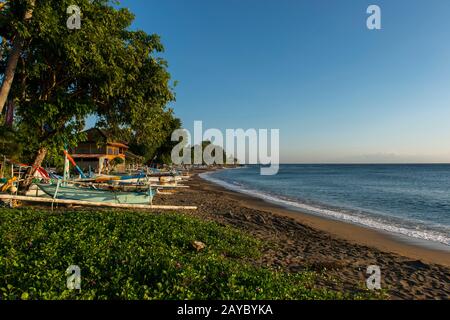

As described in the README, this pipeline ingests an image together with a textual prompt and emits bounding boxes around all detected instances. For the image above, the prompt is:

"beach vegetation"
[0,208,378,300]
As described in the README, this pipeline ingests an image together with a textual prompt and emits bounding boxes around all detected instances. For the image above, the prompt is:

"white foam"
[200,172,450,246]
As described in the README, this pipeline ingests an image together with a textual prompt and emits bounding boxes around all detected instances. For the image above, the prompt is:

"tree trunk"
[0,38,23,113]
[0,37,5,61]
[0,0,35,114]
[4,100,14,126]
[20,146,47,192]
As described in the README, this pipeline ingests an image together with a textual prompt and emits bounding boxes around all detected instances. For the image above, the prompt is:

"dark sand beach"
[155,170,450,300]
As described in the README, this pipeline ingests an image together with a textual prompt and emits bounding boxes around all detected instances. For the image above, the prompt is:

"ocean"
[200,164,450,247]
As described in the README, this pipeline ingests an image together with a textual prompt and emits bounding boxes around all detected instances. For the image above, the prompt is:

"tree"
[152,116,182,164]
[96,30,177,164]
[0,0,176,190]
[0,122,22,160]
[0,0,35,114]
[109,156,124,172]
[127,114,182,164]
[190,140,228,165]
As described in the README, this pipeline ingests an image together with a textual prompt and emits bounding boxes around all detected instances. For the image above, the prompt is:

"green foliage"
[0,208,376,300]
[0,0,177,164]
[111,157,124,165]
[191,140,229,165]
[109,156,124,170]
[0,124,22,160]
[129,116,182,164]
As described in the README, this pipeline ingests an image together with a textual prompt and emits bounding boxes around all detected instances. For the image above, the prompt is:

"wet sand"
[155,171,450,300]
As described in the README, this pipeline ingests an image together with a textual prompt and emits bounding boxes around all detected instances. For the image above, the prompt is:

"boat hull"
[37,183,155,205]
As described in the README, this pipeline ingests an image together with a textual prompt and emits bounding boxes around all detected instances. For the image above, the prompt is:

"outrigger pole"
[0,194,197,210]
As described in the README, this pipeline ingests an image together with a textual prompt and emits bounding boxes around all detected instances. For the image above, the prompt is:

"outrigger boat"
[76,172,157,184]
[37,181,156,205]
[0,152,197,210]
[76,173,186,187]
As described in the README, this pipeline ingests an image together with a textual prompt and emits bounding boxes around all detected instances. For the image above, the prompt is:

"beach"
[155,170,450,300]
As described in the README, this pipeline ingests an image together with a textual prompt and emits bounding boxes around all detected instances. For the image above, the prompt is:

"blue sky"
[109,0,450,163]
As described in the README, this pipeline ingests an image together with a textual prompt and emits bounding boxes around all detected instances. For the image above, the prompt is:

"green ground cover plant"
[0,208,377,300]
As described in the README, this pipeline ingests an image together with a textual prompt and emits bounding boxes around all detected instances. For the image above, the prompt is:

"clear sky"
[112,0,450,163]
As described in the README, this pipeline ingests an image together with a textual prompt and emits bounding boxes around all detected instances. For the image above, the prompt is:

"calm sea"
[200,164,450,247]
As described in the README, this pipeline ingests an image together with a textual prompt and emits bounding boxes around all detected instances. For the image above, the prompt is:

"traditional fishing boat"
[82,172,182,185]
[37,182,156,205]
[75,172,149,184]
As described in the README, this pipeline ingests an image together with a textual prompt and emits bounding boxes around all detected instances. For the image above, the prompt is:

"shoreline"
[198,170,450,266]
[154,169,450,299]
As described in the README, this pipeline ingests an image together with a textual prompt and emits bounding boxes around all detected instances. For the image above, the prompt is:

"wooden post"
[63,152,70,185]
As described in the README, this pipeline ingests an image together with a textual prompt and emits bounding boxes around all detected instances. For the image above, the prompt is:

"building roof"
[108,142,129,149]
[72,154,126,159]
[71,154,107,159]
